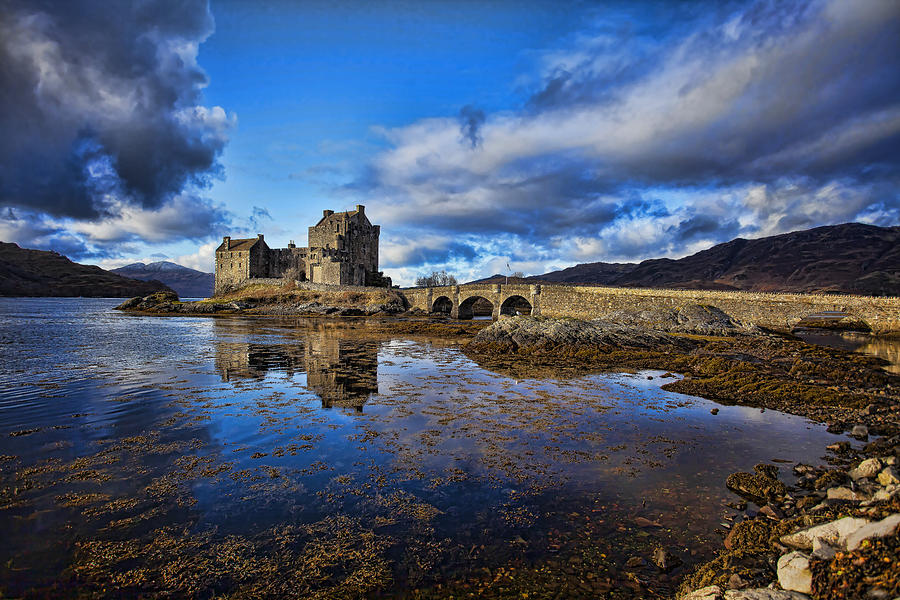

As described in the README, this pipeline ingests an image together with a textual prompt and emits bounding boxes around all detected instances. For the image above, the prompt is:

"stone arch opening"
[792,310,872,333]
[431,296,453,315]
[458,295,494,320]
[500,295,532,316]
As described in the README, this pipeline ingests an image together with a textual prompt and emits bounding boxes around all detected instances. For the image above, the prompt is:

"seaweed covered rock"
[115,290,180,311]
[466,315,693,353]
[601,304,753,336]
[725,472,787,504]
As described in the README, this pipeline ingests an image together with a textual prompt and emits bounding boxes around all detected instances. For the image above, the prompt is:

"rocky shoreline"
[463,312,900,599]
[116,288,409,316]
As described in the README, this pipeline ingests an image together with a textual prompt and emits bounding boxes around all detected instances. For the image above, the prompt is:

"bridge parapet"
[401,283,900,334]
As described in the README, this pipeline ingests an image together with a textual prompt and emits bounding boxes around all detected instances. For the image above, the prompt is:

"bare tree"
[416,270,458,287]
[510,271,525,279]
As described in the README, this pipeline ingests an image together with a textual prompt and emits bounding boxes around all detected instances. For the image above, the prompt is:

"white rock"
[779,516,870,550]
[812,537,836,560]
[681,585,723,600]
[724,589,811,599]
[873,489,893,502]
[885,456,896,466]
[851,424,869,438]
[777,551,812,595]
[827,486,860,501]
[877,466,899,486]
[849,458,882,480]
[845,513,900,550]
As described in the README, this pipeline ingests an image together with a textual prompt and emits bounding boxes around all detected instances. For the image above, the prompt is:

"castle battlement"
[214,205,390,295]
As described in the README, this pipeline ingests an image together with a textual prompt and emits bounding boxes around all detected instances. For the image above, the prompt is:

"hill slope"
[536,223,900,295]
[111,261,214,298]
[0,242,174,297]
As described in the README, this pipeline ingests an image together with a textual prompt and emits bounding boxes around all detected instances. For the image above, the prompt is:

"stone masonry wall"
[403,284,900,334]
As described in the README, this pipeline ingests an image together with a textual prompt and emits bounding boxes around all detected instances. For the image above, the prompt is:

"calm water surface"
[0,298,856,597]
[795,329,900,374]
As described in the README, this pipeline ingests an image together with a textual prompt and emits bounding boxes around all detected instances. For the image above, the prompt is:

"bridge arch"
[430,295,453,315]
[500,295,532,316]
[458,295,495,320]
[790,310,872,333]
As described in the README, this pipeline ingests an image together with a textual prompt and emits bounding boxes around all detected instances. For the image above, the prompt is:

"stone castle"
[214,205,389,295]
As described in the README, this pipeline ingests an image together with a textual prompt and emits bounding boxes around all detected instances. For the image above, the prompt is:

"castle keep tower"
[214,205,388,295]
[306,205,380,287]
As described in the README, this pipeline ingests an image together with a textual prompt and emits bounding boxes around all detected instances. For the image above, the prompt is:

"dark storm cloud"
[458,105,486,149]
[372,161,621,244]
[668,215,741,243]
[0,0,233,220]
[614,197,670,220]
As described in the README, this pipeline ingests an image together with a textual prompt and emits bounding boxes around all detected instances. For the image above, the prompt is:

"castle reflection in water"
[213,320,379,411]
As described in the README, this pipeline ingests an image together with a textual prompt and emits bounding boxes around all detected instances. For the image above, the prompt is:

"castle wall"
[214,249,250,295]
[249,244,268,277]
[268,247,307,279]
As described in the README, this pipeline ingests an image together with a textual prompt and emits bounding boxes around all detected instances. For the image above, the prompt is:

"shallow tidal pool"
[0,298,849,598]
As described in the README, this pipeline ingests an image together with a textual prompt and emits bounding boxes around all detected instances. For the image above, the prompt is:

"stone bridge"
[402,283,900,335]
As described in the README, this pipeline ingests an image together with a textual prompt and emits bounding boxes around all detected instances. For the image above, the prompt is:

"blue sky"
[1,0,898,285]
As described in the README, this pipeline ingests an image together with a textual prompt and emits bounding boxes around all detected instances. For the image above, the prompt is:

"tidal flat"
[1,298,897,598]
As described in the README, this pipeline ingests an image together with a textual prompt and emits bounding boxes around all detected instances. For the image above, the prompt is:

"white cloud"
[354,0,899,271]
[69,194,229,243]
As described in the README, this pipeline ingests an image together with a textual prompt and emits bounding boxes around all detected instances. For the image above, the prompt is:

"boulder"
[754,463,779,479]
[680,586,723,600]
[849,458,882,481]
[651,546,682,572]
[144,290,180,304]
[724,590,811,599]
[726,472,786,504]
[779,516,870,550]
[845,513,900,551]
[826,486,861,501]
[777,551,812,595]
[726,573,746,590]
[811,537,836,561]
[851,424,869,440]
[877,466,899,486]
[116,296,143,309]
[873,487,898,502]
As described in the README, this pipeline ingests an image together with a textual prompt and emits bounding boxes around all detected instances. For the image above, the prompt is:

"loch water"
[0,298,868,597]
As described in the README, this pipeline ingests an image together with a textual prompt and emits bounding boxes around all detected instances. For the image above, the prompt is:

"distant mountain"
[530,223,900,296]
[0,242,173,298]
[111,261,214,298]
[468,224,900,296]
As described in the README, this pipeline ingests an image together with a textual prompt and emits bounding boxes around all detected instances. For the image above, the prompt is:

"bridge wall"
[402,284,900,334]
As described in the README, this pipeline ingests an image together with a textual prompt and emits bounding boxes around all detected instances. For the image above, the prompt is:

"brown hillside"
[501,223,900,296]
[0,242,175,297]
